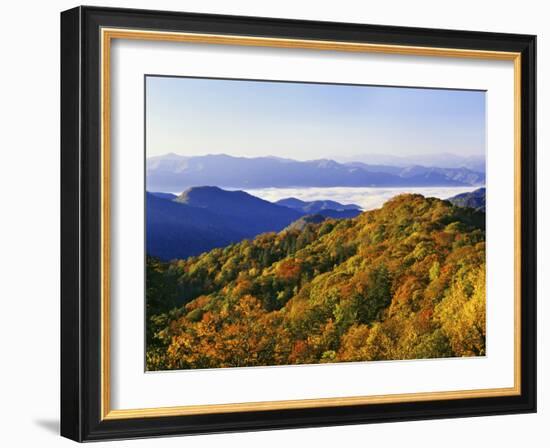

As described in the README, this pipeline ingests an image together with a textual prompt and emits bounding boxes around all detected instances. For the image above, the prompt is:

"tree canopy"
[146,194,486,370]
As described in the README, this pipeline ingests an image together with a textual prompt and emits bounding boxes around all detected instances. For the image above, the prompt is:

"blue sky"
[146,76,486,161]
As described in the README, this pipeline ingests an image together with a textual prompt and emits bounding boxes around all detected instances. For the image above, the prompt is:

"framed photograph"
[60,6,536,442]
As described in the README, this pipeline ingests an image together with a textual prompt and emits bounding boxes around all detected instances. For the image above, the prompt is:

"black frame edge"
[60,5,537,442]
[519,34,537,414]
[61,6,83,442]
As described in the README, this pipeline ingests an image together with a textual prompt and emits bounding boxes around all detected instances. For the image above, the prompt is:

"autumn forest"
[146,193,486,370]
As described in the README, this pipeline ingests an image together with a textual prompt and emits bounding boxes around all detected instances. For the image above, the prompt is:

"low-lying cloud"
[243,186,481,211]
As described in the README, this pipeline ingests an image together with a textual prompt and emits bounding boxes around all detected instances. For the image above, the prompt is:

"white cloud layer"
[242,186,481,211]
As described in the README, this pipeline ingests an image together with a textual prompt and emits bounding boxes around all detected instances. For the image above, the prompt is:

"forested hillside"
[146,194,486,370]
[448,187,486,212]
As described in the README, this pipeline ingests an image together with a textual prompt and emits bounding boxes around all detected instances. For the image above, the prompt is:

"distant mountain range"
[447,187,486,212]
[148,187,361,260]
[335,152,486,172]
[146,153,485,192]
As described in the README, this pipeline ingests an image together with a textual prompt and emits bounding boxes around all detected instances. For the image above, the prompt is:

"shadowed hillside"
[146,192,248,261]
[148,187,363,260]
[448,187,486,212]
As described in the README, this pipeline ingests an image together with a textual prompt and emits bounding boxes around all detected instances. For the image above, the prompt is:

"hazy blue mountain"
[337,153,486,172]
[147,187,363,260]
[346,163,485,186]
[146,193,247,261]
[148,187,301,260]
[174,186,302,236]
[343,162,403,175]
[447,188,486,212]
[317,209,362,219]
[150,192,177,200]
[276,197,361,213]
[146,153,484,191]
[397,165,485,185]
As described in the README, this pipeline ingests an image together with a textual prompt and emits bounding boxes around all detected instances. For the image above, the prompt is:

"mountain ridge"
[276,197,361,213]
[147,187,360,260]
[447,187,486,212]
[146,153,485,191]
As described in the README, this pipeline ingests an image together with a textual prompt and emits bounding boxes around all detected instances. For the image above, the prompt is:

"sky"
[146,76,486,162]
